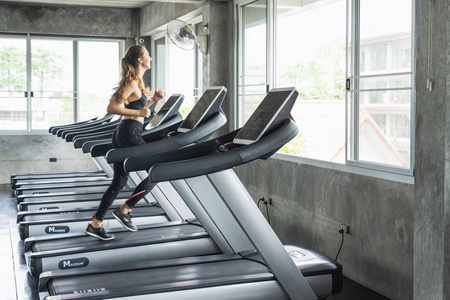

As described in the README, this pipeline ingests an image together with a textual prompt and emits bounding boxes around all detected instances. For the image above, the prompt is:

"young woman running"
[85,45,163,241]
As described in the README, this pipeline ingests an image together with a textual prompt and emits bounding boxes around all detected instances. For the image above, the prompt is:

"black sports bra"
[125,94,147,110]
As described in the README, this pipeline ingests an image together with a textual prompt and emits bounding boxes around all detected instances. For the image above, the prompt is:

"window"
[151,17,204,118]
[30,39,74,130]
[348,0,414,172]
[78,41,120,121]
[0,35,122,133]
[275,0,346,161]
[0,37,27,130]
[235,0,415,176]
[237,0,268,125]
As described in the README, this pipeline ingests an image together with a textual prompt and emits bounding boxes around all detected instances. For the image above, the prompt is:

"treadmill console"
[177,86,226,133]
[147,94,184,129]
[233,87,297,145]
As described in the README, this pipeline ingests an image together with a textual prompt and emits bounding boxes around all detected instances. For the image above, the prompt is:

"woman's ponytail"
[113,45,150,104]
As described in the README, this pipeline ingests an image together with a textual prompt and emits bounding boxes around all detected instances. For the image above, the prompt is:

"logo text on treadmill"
[45,226,70,234]
[59,257,90,270]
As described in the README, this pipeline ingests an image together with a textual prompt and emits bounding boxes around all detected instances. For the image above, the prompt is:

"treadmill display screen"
[233,89,295,145]
[148,95,180,129]
[177,87,223,132]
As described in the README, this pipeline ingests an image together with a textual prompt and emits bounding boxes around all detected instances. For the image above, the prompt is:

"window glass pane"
[167,41,195,117]
[194,23,204,102]
[79,41,120,121]
[0,38,27,130]
[154,37,166,92]
[276,0,346,162]
[357,0,412,168]
[239,0,267,125]
[359,90,411,167]
[31,39,74,129]
[359,0,412,76]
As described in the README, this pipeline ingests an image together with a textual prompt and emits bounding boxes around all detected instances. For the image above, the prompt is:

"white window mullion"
[73,40,79,123]
[26,34,32,132]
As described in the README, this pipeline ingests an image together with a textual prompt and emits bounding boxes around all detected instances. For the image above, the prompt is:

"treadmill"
[14,96,180,204]
[15,94,184,212]
[17,87,228,240]
[17,96,181,212]
[10,113,117,190]
[38,87,343,300]
[13,116,124,198]
[12,99,163,194]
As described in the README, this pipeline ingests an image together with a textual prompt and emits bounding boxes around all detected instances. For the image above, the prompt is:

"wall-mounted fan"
[167,19,208,55]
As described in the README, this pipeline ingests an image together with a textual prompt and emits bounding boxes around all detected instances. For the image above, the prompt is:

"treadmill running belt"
[48,259,272,296]
[22,206,164,222]
[32,224,206,252]
[19,191,133,203]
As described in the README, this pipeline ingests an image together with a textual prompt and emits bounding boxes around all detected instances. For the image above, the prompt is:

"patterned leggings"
[93,119,156,222]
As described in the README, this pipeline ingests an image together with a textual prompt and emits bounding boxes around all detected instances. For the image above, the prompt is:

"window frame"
[234,0,416,183]
[346,0,416,177]
[0,34,124,134]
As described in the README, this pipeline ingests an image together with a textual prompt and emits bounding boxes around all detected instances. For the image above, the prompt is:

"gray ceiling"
[0,0,206,9]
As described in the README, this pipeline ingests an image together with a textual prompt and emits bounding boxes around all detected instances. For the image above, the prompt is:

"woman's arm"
[107,82,151,118]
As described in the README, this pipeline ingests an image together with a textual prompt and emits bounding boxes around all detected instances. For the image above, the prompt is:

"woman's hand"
[136,106,151,118]
[150,86,164,103]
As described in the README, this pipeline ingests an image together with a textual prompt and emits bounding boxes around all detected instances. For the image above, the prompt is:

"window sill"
[272,153,414,185]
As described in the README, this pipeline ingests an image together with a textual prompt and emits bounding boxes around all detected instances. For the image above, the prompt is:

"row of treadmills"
[11,86,343,300]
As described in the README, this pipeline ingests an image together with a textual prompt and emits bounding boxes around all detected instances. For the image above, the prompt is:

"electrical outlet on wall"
[340,224,350,234]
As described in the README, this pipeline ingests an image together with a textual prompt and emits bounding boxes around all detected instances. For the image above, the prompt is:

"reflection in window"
[276,0,346,162]
[79,41,120,121]
[0,38,27,130]
[238,0,267,125]
[31,39,74,129]
[0,36,122,131]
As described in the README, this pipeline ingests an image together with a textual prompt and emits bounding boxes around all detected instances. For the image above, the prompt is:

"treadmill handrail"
[107,111,227,164]
[49,114,112,134]
[63,119,121,141]
[49,117,97,133]
[127,119,297,182]
[55,114,115,137]
[74,133,114,149]
[89,116,183,157]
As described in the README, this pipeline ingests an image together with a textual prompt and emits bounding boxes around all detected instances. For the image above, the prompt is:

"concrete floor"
[1,183,390,300]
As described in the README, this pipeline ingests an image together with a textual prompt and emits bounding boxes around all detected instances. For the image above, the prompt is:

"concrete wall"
[140,2,202,36]
[0,135,98,184]
[234,159,414,300]
[0,2,135,37]
[413,0,450,299]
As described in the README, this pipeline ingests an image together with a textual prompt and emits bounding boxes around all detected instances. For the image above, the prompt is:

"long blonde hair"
[113,45,151,104]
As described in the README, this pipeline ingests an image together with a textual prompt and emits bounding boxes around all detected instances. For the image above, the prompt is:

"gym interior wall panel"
[139,2,202,37]
[0,3,134,37]
[0,135,98,184]
[234,159,414,300]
